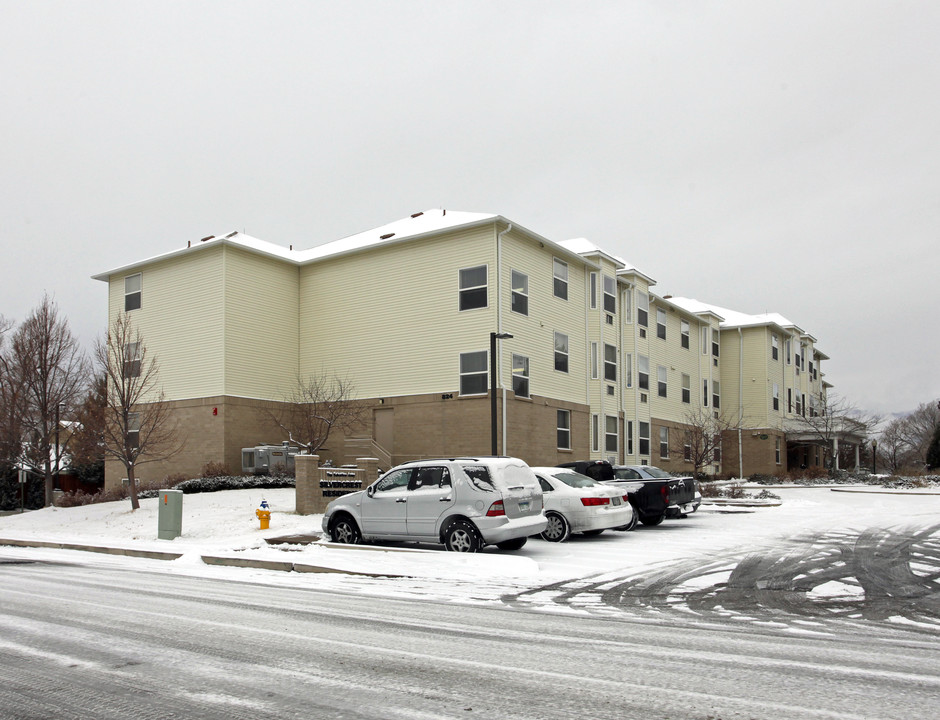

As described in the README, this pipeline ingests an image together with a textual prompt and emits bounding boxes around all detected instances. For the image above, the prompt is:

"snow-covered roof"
[667,297,798,330]
[93,209,593,281]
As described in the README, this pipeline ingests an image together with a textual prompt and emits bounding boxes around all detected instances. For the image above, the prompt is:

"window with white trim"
[557,409,571,449]
[605,415,618,453]
[638,354,649,390]
[553,258,568,300]
[785,338,792,365]
[712,434,722,463]
[775,437,781,464]
[554,332,569,373]
[773,382,780,411]
[657,365,667,398]
[656,307,667,340]
[124,342,141,378]
[681,320,690,349]
[590,342,598,379]
[127,412,140,449]
[627,420,634,455]
[712,329,720,358]
[459,351,487,395]
[703,379,709,407]
[682,373,691,403]
[772,333,779,361]
[592,414,599,452]
[459,265,487,311]
[589,273,597,309]
[701,326,709,355]
[639,421,650,456]
[512,354,529,398]
[125,274,142,312]
[623,287,632,323]
[625,353,632,388]
[511,270,528,315]
[659,426,669,459]
[603,275,616,314]
[637,292,649,327]
[604,344,617,382]
[712,380,720,409]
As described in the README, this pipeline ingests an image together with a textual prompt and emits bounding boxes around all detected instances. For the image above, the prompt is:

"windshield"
[553,471,600,489]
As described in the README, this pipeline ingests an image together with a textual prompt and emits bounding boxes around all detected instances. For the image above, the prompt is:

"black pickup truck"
[557,460,700,526]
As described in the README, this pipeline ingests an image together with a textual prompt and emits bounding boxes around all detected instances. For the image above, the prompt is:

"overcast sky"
[2,1,937,416]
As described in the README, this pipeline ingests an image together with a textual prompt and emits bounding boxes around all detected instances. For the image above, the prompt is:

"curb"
[0,538,183,561]
[829,487,940,496]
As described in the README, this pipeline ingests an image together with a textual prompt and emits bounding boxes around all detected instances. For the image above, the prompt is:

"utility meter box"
[158,489,183,540]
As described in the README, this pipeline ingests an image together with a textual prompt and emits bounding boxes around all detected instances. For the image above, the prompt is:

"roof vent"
[380,233,395,240]
[200,235,214,242]
[224,231,238,239]
[411,212,424,218]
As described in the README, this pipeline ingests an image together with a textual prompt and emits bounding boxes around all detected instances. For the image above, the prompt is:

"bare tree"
[876,399,940,472]
[683,406,741,478]
[786,393,879,473]
[10,296,88,506]
[67,372,107,485]
[96,313,182,510]
[262,373,368,456]
[0,315,26,474]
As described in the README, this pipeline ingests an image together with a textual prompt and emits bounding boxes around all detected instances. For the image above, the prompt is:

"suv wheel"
[329,515,362,544]
[444,520,481,553]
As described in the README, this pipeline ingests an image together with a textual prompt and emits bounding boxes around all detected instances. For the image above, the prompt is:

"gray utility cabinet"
[158,489,183,540]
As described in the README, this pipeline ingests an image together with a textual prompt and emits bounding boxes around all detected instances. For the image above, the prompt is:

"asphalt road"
[1,555,939,720]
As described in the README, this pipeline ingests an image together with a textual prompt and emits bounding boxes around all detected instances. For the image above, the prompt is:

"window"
[512,354,529,398]
[659,427,669,459]
[712,329,720,358]
[703,379,709,407]
[639,421,650,456]
[638,355,649,390]
[590,342,598,379]
[553,258,568,300]
[127,412,140,450]
[511,270,528,315]
[605,415,618,453]
[627,420,634,455]
[554,332,569,373]
[798,343,806,371]
[125,274,142,312]
[681,320,690,349]
[592,414,599,452]
[684,435,692,462]
[785,339,792,365]
[772,334,779,361]
[788,388,793,413]
[701,326,709,355]
[682,373,691,404]
[637,292,649,327]
[124,342,141,378]
[775,437,782,464]
[557,409,571,449]
[712,380,720,409]
[625,354,632,388]
[656,307,667,340]
[603,275,616,314]
[459,351,487,395]
[375,468,411,493]
[657,366,667,398]
[712,435,722,463]
[810,394,817,417]
[589,273,597,309]
[773,382,780,411]
[801,393,806,417]
[459,265,487,311]
[623,287,632,323]
[604,344,617,382]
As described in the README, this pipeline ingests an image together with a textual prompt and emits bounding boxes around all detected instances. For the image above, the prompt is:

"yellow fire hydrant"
[256,499,271,530]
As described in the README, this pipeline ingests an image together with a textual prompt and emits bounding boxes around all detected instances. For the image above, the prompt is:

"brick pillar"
[295,454,320,516]
[357,458,380,486]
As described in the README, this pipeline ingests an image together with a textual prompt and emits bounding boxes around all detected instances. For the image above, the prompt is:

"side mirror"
[367,484,376,498]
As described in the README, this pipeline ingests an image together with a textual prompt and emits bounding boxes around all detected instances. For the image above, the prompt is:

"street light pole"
[490,331,513,456]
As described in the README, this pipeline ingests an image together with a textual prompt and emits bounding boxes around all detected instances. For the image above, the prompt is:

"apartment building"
[94,209,849,487]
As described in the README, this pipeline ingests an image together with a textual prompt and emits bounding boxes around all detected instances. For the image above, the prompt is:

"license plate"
[518,501,530,511]
[612,497,621,506]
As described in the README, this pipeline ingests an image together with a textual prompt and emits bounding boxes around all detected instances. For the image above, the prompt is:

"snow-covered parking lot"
[2,484,939,633]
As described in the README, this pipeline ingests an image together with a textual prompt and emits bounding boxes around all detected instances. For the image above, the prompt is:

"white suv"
[322,457,547,552]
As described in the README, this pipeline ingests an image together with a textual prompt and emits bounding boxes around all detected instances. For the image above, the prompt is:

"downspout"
[498,223,512,456]
[738,327,744,479]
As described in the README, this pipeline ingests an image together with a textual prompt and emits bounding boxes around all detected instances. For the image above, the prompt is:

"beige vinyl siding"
[647,301,703,425]
[298,224,500,398]
[222,245,300,399]
[739,328,771,425]
[499,232,588,406]
[106,246,226,401]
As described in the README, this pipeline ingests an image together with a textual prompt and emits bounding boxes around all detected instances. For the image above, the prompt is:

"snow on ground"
[1,485,939,616]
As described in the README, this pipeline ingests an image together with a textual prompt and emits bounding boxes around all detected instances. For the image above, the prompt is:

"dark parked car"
[557,460,700,526]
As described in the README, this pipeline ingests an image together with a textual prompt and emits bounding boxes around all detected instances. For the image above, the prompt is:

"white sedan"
[530,467,636,542]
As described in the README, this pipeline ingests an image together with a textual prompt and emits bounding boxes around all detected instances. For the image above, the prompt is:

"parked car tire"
[581,529,605,537]
[329,514,362,544]
[444,520,482,552]
[640,513,666,527]
[615,511,638,532]
[496,537,528,551]
[541,511,571,543]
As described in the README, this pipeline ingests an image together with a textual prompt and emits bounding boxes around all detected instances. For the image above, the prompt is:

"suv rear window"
[463,466,495,491]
